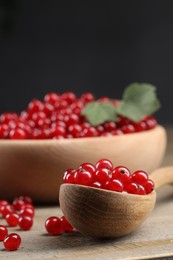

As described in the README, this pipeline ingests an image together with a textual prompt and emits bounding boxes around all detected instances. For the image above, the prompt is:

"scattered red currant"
[18,216,33,231]
[0,225,8,241]
[45,216,63,235]
[3,233,21,251]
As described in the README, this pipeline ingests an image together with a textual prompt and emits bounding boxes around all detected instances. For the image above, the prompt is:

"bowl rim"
[0,125,165,145]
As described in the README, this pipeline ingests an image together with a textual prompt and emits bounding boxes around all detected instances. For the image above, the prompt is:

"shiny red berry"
[6,213,19,227]
[0,225,8,241]
[12,198,25,211]
[9,128,27,139]
[95,159,113,171]
[105,179,124,192]
[3,233,21,251]
[45,216,63,235]
[78,163,96,175]
[112,166,131,183]
[131,170,148,185]
[74,169,93,186]
[145,179,155,194]
[18,216,33,231]
[94,168,111,185]
[60,216,73,232]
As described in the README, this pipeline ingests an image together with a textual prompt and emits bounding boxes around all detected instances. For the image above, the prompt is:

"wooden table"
[1,126,173,260]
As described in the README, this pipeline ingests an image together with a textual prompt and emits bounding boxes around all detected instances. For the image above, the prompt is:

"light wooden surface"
[0,126,173,260]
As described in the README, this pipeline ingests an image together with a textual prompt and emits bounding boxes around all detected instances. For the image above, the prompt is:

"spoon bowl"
[0,125,166,203]
[59,167,173,238]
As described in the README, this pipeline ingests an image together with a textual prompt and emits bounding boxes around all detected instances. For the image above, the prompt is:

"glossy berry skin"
[3,233,21,251]
[0,225,8,241]
[74,170,93,186]
[124,182,140,194]
[9,128,27,139]
[63,169,76,184]
[105,179,124,192]
[94,168,111,185]
[78,163,96,175]
[18,216,33,231]
[45,216,63,235]
[6,213,19,227]
[0,205,14,218]
[19,207,34,218]
[60,216,73,232]
[112,166,131,184]
[95,159,113,171]
[145,179,155,194]
[131,170,148,185]
[12,198,25,211]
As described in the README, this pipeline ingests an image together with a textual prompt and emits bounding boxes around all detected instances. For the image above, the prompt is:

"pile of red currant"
[0,92,157,139]
[63,159,155,195]
[0,196,34,251]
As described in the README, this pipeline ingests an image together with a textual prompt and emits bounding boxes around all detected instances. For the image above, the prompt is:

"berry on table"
[60,216,73,232]
[3,233,21,251]
[0,225,8,241]
[5,213,19,227]
[45,216,63,235]
[18,216,33,231]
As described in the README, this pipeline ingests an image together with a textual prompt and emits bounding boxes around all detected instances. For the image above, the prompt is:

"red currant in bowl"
[0,90,166,204]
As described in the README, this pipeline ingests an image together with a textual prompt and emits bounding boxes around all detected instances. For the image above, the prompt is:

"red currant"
[60,216,73,232]
[94,168,111,185]
[112,166,131,183]
[45,216,63,235]
[105,179,124,192]
[145,179,155,194]
[18,216,33,231]
[95,159,113,171]
[131,170,148,185]
[78,162,95,175]
[124,182,139,194]
[9,128,27,139]
[74,169,93,186]
[6,213,19,227]
[3,233,21,251]
[12,198,25,211]
[0,225,8,241]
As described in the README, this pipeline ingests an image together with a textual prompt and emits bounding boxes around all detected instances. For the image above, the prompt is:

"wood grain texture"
[59,184,156,238]
[0,125,167,203]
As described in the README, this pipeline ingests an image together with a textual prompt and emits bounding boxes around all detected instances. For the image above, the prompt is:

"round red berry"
[60,216,73,232]
[94,168,111,185]
[3,233,21,251]
[45,216,63,235]
[0,225,8,241]
[112,166,131,183]
[6,213,19,227]
[105,179,124,192]
[74,169,93,186]
[131,170,148,185]
[145,179,155,194]
[95,159,113,171]
[18,216,33,231]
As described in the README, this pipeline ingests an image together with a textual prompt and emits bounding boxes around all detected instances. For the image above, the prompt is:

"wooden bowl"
[0,125,166,203]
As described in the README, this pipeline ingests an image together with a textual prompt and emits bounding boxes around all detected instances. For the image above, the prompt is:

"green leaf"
[117,83,161,122]
[81,101,117,126]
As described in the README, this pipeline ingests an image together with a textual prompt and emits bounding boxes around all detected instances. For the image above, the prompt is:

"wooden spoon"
[59,166,173,238]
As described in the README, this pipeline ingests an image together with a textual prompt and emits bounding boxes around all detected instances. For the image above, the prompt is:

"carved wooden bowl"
[0,125,166,203]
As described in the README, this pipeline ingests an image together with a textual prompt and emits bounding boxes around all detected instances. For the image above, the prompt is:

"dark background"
[0,0,173,124]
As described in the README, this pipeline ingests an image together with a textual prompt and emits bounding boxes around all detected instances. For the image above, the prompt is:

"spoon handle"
[150,166,173,190]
